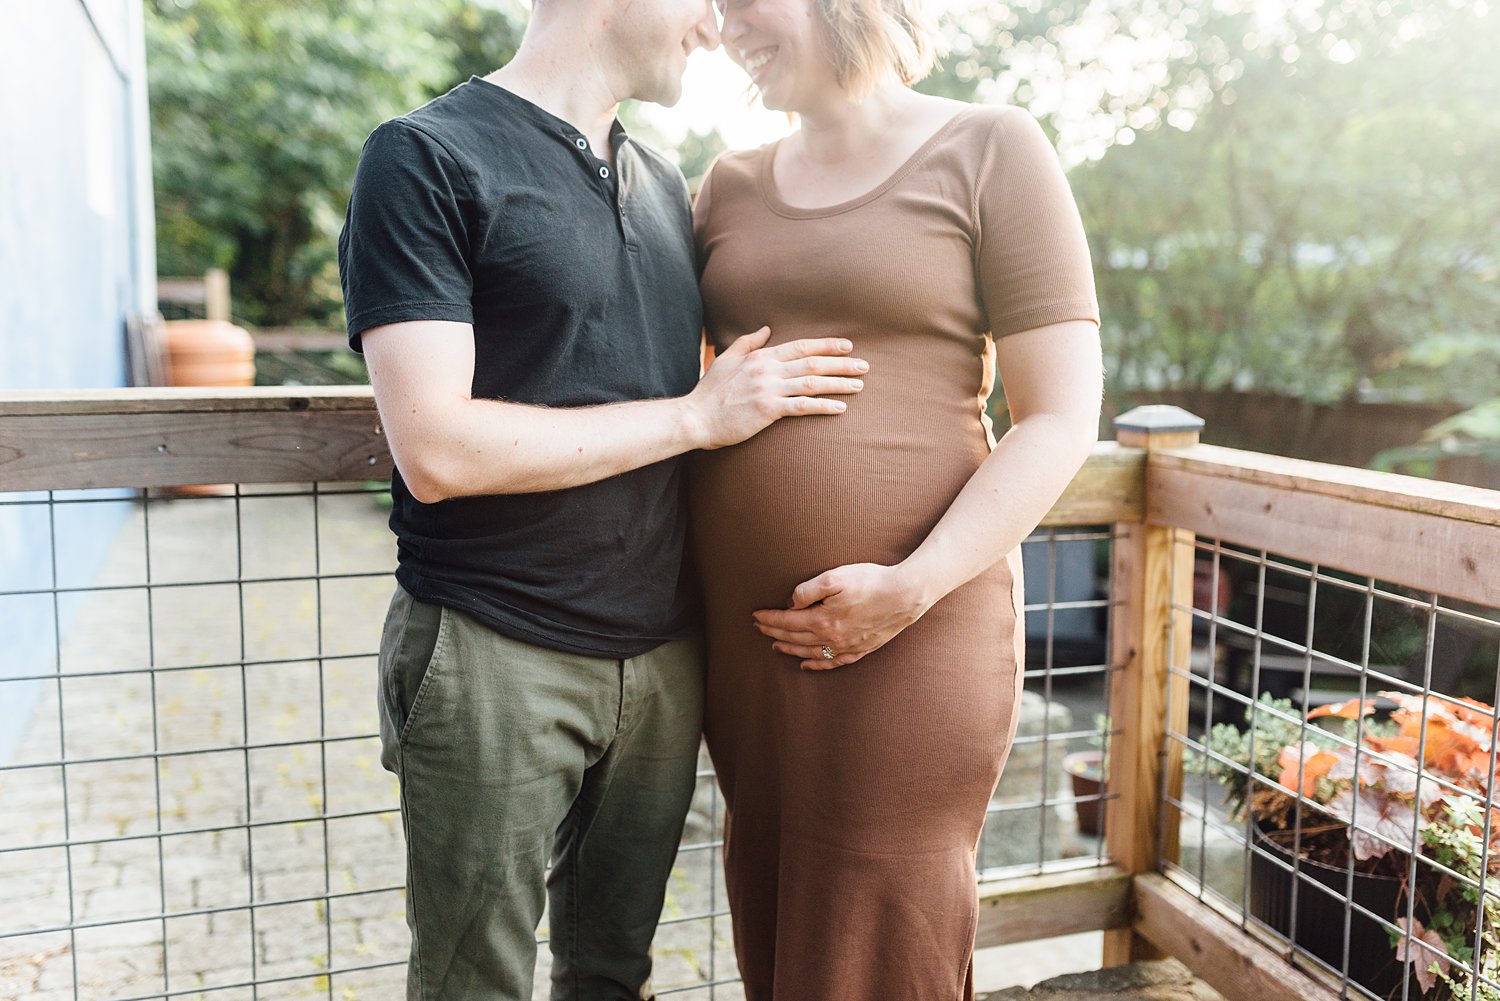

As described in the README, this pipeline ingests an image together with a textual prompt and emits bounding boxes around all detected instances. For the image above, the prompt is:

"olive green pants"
[376,586,705,1001]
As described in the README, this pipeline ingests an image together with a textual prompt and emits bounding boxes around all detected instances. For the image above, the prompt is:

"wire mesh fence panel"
[979,526,1119,880]
[1,481,1111,1000]
[0,483,410,1001]
[1165,533,1500,1001]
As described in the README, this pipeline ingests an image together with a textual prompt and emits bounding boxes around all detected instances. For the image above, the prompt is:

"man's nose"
[697,0,723,51]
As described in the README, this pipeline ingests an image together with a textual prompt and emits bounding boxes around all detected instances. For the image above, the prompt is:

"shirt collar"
[465,76,630,151]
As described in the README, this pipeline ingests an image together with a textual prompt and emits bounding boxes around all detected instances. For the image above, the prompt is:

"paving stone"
[80,884,161,924]
[324,814,403,893]
[329,963,406,1001]
[71,941,166,1001]
[0,937,72,996]
[253,899,327,973]
[0,849,71,932]
[330,899,408,972]
[160,838,247,911]
[979,958,1226,1001]
[242,581,321,666]
[164,908,254,992]
[56,587,151,676]
[69,838,159,920]
[73,918,163,952]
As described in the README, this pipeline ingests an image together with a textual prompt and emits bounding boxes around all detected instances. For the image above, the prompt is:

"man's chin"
[641,82,685,109]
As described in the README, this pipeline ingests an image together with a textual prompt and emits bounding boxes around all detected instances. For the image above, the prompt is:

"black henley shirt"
[338,77,703,658]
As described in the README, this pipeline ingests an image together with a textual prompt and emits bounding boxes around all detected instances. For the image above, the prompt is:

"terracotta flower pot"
[160,320,255,495]
[161,319,255,388]
[1064,750,1105,836]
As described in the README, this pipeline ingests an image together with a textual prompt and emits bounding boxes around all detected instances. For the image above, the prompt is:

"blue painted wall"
[0,0,155,764]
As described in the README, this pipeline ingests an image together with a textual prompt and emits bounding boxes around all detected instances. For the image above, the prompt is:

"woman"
[691,0,1104,998]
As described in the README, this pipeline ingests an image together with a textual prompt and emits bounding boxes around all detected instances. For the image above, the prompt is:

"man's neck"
[485,23,622,156]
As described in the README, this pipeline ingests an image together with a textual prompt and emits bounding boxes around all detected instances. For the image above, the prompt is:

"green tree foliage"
[435,0,528,85]
[147,0,524,327]
[152,0,1498,439]
[924,0,1498,415]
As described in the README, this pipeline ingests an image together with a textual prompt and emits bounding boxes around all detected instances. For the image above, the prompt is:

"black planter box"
[1248,820,1441,1000]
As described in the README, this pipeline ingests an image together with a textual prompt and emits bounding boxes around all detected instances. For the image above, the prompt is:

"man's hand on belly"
[683,327,869,450]
[751,562,932,670]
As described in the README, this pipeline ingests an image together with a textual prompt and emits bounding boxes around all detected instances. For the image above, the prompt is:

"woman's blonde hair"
[814,0,942,98]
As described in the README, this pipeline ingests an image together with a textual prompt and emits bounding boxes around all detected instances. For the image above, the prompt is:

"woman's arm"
[752,319,1102,669]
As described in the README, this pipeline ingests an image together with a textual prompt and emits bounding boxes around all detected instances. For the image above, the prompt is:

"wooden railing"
[0,387,386,491]
[4,388,1499,1001]
[1106,409,1500,1001]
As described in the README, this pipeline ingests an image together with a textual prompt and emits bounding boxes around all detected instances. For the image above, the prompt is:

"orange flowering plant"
[1277,693,1498,860]
[1193,690,1500,994]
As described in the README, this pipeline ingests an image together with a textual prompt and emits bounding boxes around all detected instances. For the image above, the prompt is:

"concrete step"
[978,959,1226,1001]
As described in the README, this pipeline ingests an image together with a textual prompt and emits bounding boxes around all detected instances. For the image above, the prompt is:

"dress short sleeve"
[974,109,1100,338]
[338,120,475,351]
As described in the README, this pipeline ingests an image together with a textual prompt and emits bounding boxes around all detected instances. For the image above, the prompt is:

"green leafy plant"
[1192,693,1341,819]
[1418,793,1500,998]
[1191,691,1500,993]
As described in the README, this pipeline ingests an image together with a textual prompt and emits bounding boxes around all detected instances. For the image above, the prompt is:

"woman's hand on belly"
[751,563,933,670]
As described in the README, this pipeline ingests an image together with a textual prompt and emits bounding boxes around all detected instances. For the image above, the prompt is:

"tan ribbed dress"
[690,105,1100,1001]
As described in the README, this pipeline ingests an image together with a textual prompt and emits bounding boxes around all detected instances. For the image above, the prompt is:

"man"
[337,1,867,998]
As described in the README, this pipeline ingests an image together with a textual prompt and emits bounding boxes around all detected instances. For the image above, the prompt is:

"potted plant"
[1192,691,1500,998]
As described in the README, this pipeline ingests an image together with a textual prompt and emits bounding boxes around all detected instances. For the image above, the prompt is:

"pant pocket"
[376,587,445,774]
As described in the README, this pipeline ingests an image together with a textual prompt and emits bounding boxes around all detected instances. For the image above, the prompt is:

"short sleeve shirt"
[338,78,702,658]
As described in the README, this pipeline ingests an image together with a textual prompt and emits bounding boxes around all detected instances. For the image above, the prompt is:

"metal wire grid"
[1162,533,1500,1001]
[0,485,732,1000]
[978,525,1119,880]
[0,488,1112,1000]
[3,483,413,1000]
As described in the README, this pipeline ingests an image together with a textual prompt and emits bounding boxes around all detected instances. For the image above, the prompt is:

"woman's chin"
[755,84,791,113]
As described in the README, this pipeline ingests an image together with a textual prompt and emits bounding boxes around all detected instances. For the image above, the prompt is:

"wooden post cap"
[1113,405,1204,450]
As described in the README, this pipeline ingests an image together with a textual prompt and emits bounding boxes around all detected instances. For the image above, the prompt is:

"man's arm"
[363,320,868,502]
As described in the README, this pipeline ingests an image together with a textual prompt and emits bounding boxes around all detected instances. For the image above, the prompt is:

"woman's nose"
[720,11,747,45]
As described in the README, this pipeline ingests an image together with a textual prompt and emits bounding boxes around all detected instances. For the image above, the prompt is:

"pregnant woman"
[691,1,1105,998]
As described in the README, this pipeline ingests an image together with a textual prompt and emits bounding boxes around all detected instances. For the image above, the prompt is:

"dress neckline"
[757,105,979,219]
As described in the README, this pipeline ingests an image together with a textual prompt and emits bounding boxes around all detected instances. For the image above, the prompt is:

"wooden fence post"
[204,268,231,323]
[1103,404,1203,966]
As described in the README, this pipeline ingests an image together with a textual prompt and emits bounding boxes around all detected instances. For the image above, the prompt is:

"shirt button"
[598,165,611,179]
[574,137,588,150]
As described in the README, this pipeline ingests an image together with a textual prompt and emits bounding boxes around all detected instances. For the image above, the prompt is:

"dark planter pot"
[1249,820,1442,1000]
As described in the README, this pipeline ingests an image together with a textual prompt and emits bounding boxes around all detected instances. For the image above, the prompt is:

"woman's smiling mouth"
[742,46,779,78]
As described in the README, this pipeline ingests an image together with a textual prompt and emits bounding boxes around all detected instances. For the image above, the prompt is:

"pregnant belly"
[688,407,991,609]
